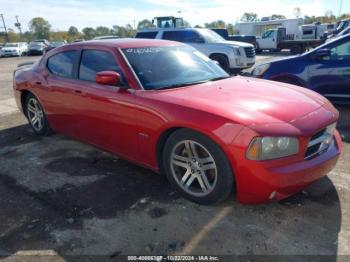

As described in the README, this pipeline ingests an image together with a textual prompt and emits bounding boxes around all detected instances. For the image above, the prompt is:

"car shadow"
[0,122,343,259]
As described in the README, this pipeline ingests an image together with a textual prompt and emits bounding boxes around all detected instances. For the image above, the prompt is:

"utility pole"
[0,13,9,42]
[15,15,23,38]
[339,0,343,17]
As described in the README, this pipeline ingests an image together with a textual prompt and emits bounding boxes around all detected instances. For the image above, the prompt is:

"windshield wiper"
[155,80,210,90]
[208,76,231,81]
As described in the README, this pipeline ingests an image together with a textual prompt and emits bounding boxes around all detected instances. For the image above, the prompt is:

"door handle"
[74,90,82,94]
[35,81,42,85]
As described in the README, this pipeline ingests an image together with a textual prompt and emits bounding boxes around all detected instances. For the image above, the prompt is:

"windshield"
[5,43,18,47]
[29,42,43,47]
[122,46,229,90]
[197,29,225,43]
[337,21,349,32]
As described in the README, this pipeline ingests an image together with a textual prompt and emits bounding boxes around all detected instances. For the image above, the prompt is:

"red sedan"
[13,39,343,204]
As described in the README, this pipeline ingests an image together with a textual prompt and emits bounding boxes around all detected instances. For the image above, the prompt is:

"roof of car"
[68,38,184,48]
[137,27,198,32]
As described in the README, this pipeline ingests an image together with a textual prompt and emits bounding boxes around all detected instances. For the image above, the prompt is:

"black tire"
[163,128,234,205]
[290,45,302,55]
[25,93,51,136]
[210,54,230,73]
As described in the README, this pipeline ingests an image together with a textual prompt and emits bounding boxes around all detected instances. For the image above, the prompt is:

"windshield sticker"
[126,48,162,54]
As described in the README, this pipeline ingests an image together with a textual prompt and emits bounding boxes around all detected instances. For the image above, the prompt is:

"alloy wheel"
[27,97,44,132]
[170,140,218,197]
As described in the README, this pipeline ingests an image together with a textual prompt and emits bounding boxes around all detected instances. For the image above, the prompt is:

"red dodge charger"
[13,39,343,204]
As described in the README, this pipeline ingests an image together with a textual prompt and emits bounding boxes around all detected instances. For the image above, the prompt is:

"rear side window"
[162,30,204,43]
[79,50,122,82]
[47,51,79,78]
[135,31,158,39]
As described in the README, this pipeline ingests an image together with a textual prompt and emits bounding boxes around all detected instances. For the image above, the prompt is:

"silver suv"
[136,28,255,72]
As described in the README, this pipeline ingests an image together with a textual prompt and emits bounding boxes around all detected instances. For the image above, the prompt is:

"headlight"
[252,64,270,77]
[232,46,241,56]
[246,137,299,160]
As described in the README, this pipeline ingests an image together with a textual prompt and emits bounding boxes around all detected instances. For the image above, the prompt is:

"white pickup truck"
[135,28,256,73]
[256,28,324,54]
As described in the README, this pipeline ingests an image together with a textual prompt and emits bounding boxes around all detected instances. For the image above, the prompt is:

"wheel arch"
[269,74,306,87]
[20,89,33,117]
[155,124,240,177]
[209,52,229,60]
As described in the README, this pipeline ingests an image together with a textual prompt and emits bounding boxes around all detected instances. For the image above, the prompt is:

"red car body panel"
[13,39,342,204]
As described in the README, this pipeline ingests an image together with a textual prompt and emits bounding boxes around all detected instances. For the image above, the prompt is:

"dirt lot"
[0,55,349,261]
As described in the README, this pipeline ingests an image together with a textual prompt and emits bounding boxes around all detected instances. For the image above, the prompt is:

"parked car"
[27,42,46,56]
[0,42,28,57]
[210,28,257,49]
[45,41,66,52]
[135,28,255,73]
[13,39,342,204]
[252,34,350,105]
[93,36,119,40]
[33,39,50,47]
[337,26,350,37]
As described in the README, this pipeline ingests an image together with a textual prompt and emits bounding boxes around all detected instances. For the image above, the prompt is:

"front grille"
[304,124,336,159]
[244,47,256,58]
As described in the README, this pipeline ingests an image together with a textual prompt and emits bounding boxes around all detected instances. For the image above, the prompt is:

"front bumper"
[228,105,342,204]
[1,51,20,57]
[228,56,255,69]
[27,49,43,55]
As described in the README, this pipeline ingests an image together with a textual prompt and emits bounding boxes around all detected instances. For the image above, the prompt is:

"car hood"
[212,40,253,48]
[143,76,328,126]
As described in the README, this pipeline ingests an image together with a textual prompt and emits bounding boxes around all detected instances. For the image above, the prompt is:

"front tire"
[25,93,51,136]
[210,54,230,73]
[163,129,234,205]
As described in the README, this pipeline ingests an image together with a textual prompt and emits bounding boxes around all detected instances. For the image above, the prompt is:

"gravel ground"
[0,55,349,261]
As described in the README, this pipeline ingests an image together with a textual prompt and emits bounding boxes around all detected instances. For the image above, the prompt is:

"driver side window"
[330,41,350,60]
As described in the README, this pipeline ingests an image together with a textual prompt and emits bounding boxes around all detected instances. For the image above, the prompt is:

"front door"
[307,37,350,104]
[74,48,139,160]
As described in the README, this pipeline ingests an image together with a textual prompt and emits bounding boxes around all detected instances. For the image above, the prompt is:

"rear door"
[307,36,350,104]
[40,49,83,136]
[161,30,208,55]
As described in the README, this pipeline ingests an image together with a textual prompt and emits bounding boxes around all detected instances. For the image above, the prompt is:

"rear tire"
[25,93,51,136]
[163,129,234,205]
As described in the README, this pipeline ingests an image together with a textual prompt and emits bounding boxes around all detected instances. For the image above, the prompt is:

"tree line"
[1,11,349,43]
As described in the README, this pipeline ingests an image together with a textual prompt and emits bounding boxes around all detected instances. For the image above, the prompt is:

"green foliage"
[271,14,286,20]
[29,17,51,39]
[82,27,95,40]
[1,13,349,44]
[204,20,226,28]
[137,19,154,29]
[240,13,259,22]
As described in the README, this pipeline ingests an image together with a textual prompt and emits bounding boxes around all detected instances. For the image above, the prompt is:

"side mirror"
[313,48,331,60]
[96,71,120,85]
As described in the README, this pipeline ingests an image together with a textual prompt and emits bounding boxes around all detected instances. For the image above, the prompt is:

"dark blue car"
[252,34,350,105]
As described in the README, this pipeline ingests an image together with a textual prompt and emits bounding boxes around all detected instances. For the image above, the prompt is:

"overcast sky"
[0,0,349,31]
